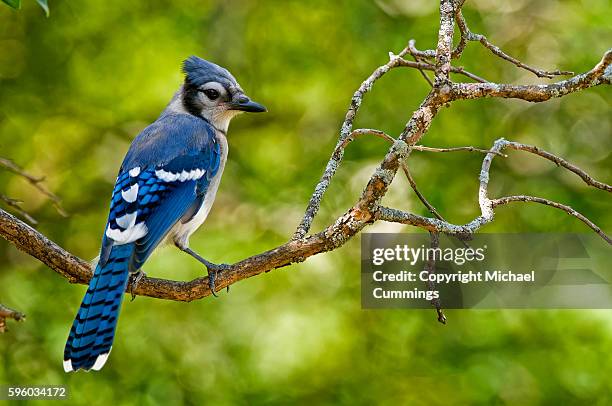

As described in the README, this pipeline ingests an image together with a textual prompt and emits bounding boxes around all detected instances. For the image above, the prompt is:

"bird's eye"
[203,89,220,100]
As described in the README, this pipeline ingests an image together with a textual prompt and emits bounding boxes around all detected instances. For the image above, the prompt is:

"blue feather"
[64,110,222,372]
[182,56,237,88]
[132,179,198,269]
[64,244,133,371]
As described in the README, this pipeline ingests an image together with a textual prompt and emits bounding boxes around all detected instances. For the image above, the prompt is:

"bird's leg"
[128,270,147,301]
[177,246,230,297]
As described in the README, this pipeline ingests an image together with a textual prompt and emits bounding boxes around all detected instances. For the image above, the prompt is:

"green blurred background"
[1,0,611,404]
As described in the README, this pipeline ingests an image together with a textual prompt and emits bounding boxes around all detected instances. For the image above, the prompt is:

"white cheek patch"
[121,184,138,203]
[155,168,205,183]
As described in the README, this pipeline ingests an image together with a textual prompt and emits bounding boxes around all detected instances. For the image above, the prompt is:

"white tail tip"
[63,347,112,372]
[63,359,73,373]
[91,350,111,371]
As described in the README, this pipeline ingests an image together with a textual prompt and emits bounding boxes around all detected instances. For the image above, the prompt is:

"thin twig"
[0,303,26,333]
[395,56,488,83]
[401,164,445,221]
[451,8,468,58]
[422,232,446,324]
[342,129,607,245]
[376,134,612,246]
[492,196,611,244]
[0,158,45,183]
[452,8,573,78]
[408,39,436,60]
[342,129,446,220]
[412,145,507,157]
[0,194,38,225]
[341,128,395,148]
[0,157,67,217]
[341,130,479,249]
[480,139,611,244]
[502,141,611,192]
[450,66,488,83]
[407,42,434,87]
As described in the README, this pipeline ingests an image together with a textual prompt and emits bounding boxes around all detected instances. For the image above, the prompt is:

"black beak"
[229,95,267,113]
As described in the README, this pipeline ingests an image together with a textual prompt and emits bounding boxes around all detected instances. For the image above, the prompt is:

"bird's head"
[180,56,266,132]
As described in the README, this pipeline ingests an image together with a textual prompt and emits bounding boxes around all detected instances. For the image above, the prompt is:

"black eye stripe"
[202,88,220,100]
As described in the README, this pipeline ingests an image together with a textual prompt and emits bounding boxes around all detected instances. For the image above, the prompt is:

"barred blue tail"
[63,244,134,372]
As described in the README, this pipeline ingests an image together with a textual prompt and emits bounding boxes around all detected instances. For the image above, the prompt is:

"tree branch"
[293,46,411,240]
[375,135,611,245]
[450,49,612,102]
[339,128,448,221]
[0,303,25,333]
[0,1,609,326]
[434,0,456,84]
[0,205,375,301]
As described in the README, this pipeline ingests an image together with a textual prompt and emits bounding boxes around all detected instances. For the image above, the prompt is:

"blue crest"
[182,56,237,87]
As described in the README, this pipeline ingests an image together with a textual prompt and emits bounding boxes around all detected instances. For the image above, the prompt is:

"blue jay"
[63,56,266,372]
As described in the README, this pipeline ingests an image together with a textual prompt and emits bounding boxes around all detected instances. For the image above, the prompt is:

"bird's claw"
[206,263,230,298]
[128,270,146,301]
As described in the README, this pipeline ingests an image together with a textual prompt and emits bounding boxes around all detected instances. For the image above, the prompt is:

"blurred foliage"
[0,0,611,404]
[1,0,20,11]
[2,0,48,16]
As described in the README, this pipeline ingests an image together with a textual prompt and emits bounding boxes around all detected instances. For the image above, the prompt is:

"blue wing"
[64,114,222,372]
[99,113,222,271]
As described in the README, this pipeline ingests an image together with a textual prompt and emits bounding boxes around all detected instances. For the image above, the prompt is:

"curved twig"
[501,141,611,192]
[492,196,611,244]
